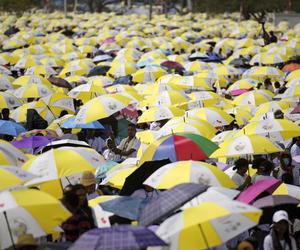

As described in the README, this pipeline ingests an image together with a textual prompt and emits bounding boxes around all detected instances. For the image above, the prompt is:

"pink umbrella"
[230,89,249,96]
[236,179,281,204]
[291,104,300,114]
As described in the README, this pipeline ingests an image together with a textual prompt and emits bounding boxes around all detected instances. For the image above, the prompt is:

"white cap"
[272,210,292,225]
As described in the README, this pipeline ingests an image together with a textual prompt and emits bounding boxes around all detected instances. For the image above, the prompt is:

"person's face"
[107,139,114,149]
[238,165,248,175]
[85,184,96,194]
[274,220,289,235]
[76,188,86,206]
[128,126,136,138]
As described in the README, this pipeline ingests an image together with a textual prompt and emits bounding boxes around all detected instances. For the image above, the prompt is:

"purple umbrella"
[161,61,184,71]
[291,104,300,114]
[68,225,167,250]
[139,183,208,226]
[236,179,282,204]
[12,136,51,149]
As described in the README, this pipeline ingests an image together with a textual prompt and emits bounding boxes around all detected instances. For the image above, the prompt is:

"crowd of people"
[0,10,300,250]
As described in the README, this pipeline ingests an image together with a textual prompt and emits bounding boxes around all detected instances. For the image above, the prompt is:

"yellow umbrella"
[0,166,36,190]
[0,74,15,90]
[0,189,70,250]
[137,106,184,123]
[0,139,28,166]
[273,183,300,199]
[143,160,236,189]
[12,75,52,87]
[210,134,282,158]
[107,63,137,78]
[0,92,22,109]
[155,200,261,250]
[75,94,132,123]
[100,167,137,189]
[25,65,56,77]
[148,90,190,106]
[14,84,54,98]
[132,66,167,83]
[232,90,272,107]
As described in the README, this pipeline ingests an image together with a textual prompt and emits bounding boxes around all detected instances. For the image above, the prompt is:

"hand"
[244,175,252,186]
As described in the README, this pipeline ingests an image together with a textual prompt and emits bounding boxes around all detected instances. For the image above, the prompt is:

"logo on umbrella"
[108,102,117,110]
[234,141,246,152]
[262,123,273,130]
[8,98,15,105]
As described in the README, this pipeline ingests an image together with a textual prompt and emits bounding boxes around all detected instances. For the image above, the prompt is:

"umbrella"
[22,147,104,186]
[139,183,208,226]
[155,200,261,250]
[253,195,300,223]
[0,120,26,136]
[0,139,28,166]
[120,159,171,196]
[140,133,219,163]
[13,75,52,87]
[41,139,90,152]
[100,196,148,221]
[0,166,37,190]
[11,136,51,149]
[291,104,300,114]
[61,117,104,129]
[235,119,300,141]
[273,183,300,199]
[186,107,234,127]
[229,57,250,68]
[68,225,167,250]
[0,92,22,109]
[236,179,282,204]
[47,77,72,89]
[112,75,133,85]
[282,63,300,72]
[161,61,185,71]
[0,75,14,90]
[13,84,53,98]
[87,65,111,77]
[75,94,132,124]
[132,66,167,83]
[143,160,236,189]
[210,134,283,158]
[137,106,184,124]
[0,189,70,250]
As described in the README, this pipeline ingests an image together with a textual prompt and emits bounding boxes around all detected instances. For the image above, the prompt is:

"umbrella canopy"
[273,183,300,199]
[237,179,282,204]
[120,159,171,196]
[140,133,219,163]
[155,200,262,250]
[0,120,26,136]
[61,116,104,129]
[0,139,28,166]
[236,119,300,141]
[0,92,22,109]
[22,147,104,186]
[143,160,236,189]
[0,166,37,190]
[0,189,70,250]
[47,77,72,89]
[14,84,53,98]
[210,134,283,158]
[139,183,208,226]
[100,196,148,221]
[68,225,167,250]
[11,136,52,149]
[75,94,132,124]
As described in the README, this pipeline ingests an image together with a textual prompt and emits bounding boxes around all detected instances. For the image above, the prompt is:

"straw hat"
[17,234,37,246]
[80,171,96,186]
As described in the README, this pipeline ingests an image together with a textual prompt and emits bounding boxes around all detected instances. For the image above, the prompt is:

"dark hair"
[271,227,292,250]
[62,191,79,211]
[233,158,249,170]
[281,173,293,184]
[128,123,136,129]
[260,160,274,173]
[252,157,266,169]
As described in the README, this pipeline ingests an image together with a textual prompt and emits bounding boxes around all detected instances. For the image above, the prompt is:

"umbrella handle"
[4,211,16,250]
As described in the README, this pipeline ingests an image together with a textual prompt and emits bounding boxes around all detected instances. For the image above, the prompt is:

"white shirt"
[117,137,140,159]
[88,137,105,153]
[263,234,297,250]
[291,143,300,158]
[252,174,276,184]
[231,172,247,187]
[103,148,120,162]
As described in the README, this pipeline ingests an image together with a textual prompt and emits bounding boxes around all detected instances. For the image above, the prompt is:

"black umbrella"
[87,65,111,77]
[113,75,133,85]
[139,183,208,226]
[47,77,72,89]
[253,195,300,224]
[229,57,250,68]
[41,139,91,153]
[120,159,171,196]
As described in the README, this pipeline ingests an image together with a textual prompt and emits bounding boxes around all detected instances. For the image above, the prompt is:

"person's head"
[1,108,10,120]
[264,78,272,86]
[237,237,258,250]
[106,138,114,149]
[62,128,72,134]
[127,123,136,139]
[259,160,274,175]
[16,234,38,250]
[59,110,68,118]
[274,81,281,89]
[270,31,274,36]
[272,210,291,235]
[80,171,96,194]
[73,184,87,207]
[252,157,266,172]
[274,109,284,119]
[233,158,249,175]
[281,172,293,184]
[296,137,300,147]
[279,152,292,167]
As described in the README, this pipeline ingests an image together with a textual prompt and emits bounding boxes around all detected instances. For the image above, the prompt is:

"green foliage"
[0,0,41,12]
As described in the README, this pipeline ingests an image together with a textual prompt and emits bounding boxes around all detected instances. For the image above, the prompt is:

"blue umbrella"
[69,225,167,250]
[0,120,26,136]
[100,196,149,221]
[61,117,104,129]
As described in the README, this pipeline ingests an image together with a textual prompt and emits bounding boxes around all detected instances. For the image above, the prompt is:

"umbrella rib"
[198,223,210,249]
